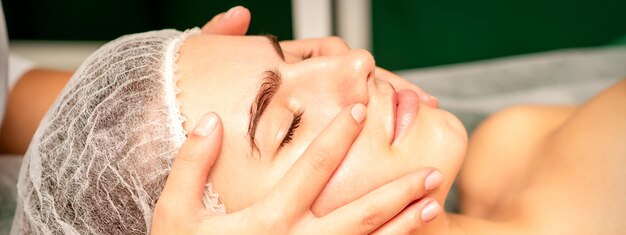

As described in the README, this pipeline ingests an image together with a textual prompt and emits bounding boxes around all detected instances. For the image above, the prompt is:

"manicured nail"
[420,93,436,102]
[224,6,242,20]
[421,200,441,222]
[424,170,443,192]
[351,103,366,124]
[193,113,218,137]
[429,95,438,102]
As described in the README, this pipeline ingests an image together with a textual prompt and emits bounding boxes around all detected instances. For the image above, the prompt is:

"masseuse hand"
[152,104,443,235]
[200,6,438,109]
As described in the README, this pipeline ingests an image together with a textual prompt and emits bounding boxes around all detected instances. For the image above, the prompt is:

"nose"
[285,49,375,108]
[342,49,376,83]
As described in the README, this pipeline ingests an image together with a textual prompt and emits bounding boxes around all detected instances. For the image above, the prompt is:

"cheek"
[206,144,274,213]
[286,99,342,154]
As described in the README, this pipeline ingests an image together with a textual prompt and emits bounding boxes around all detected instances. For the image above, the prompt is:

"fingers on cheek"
[363,79,395,142]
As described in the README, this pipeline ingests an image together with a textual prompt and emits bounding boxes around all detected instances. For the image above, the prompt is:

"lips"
[393,89,420,141]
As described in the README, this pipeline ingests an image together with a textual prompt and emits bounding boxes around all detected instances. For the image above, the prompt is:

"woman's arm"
[0,68,71,154]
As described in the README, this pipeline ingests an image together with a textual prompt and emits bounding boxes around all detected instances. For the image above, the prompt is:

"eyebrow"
[264,34,285,61]
[247,69,282,153]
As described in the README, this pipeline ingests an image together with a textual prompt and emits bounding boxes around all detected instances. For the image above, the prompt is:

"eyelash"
[280,109,304,148]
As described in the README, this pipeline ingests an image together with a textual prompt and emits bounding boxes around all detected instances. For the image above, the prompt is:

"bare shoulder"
[545,78,626,163]
[452,79,626,234]
[538,78,626,190]
[458,104,576,218]
[521,78,626,234]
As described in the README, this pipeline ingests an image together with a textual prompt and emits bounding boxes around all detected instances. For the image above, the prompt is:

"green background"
[372,0,626,70]
[4,0,626,70]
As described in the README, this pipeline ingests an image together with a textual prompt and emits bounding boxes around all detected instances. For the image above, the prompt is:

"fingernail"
[429,95,438,102]
[224,6,241,20]
[421,200,441,222]
[420,93,436,102]
[193,113,218,137]
[424,170,443,192]
[427,95,440,108]
[351,103,366,124]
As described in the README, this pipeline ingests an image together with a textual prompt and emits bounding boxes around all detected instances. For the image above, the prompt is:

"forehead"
[190,34,279,62]
[176,34,283,156]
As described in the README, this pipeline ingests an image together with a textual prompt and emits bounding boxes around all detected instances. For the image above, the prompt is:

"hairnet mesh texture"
[11,28,223,235]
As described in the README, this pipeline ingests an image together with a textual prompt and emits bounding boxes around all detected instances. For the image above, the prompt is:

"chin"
[400,106,468,176]
[401,106,468,153]
[437,108,468,150]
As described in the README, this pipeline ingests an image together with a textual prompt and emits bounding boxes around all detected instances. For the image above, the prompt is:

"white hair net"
[11,28,225,235]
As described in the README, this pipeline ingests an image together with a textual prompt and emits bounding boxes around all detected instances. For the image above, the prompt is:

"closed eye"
[280,109,303,149]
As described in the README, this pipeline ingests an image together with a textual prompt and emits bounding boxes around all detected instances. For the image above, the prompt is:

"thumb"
[161,112,223,211]
[201,6,251,35]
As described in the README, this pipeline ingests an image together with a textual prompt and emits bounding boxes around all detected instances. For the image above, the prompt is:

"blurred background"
[4,0,626,70]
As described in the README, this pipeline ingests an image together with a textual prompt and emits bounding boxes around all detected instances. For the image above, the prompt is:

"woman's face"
[177,34,467,216]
